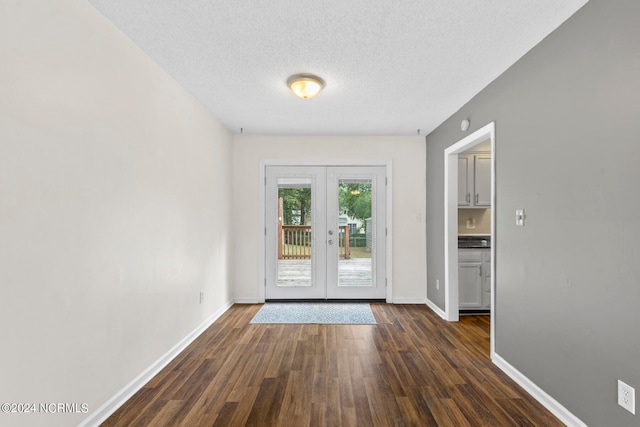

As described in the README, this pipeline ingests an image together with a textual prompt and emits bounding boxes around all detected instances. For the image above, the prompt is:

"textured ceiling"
[88,0,588,136]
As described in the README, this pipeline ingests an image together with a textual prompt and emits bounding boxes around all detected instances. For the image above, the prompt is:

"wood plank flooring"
[102,304,562,426]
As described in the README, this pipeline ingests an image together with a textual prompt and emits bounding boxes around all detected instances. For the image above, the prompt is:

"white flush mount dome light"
[287,74,324,99]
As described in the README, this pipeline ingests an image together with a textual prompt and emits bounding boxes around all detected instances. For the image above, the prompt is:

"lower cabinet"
[459,249,491,310]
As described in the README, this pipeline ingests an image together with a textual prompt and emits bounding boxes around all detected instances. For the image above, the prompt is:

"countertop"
[458,235,491,249]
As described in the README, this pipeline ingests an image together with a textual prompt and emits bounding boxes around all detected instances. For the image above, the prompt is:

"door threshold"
[460,309,490,315]
[266,299,386,303]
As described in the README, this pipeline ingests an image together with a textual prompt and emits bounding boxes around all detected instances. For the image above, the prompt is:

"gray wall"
[426,0,640,425]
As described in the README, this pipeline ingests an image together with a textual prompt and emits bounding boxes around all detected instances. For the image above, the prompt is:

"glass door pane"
[337,179,373,287]
[277,178,313,287]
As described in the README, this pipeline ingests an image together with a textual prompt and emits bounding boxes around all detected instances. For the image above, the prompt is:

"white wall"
[231,135,426,303]
[0,1,233,426]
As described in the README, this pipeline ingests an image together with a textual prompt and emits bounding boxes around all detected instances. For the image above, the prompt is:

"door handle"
[328,240,334,245]
[328,230,334,235]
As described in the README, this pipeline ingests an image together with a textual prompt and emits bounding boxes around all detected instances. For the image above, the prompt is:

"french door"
[265,166,386,300]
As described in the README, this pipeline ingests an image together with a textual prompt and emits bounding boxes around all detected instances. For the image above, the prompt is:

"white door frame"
[443,122,495,355]
[259,160,393,303]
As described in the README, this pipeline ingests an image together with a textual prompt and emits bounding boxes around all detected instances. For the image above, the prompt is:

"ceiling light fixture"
[287,74,324,99]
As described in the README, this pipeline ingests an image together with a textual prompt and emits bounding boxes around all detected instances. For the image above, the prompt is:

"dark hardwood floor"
[102,304,562,426]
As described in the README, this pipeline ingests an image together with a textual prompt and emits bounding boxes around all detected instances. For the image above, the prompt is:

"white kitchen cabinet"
[458,156,471,206]
[459,251,483,308]
[458,154,491,208]
[474,155,491,206]
[483,250,491,309]
[459,249,491,310]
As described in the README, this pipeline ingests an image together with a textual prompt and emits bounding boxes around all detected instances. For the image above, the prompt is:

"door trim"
[259,160,393,303]
[443,122,495,356]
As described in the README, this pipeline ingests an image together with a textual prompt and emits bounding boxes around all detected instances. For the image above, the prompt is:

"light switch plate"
[515,209,525,226]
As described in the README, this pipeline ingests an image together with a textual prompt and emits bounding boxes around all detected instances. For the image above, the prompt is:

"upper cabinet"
[458,155,471,205]
[474,155,491,206]
[458,154,491,208]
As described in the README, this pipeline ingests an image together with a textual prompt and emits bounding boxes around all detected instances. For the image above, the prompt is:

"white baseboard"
[78,300,234,427]
[392,298,427,304]
[234,297,262,304]
[234,298,430,305]
[492,353,587,427]
[426,298,448,320]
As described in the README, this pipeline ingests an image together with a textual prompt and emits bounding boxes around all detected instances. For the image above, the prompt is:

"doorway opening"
[444,122,495,356]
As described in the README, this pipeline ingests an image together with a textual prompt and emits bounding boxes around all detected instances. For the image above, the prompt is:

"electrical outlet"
[436,279,440,290]
[199,291,204,304]
[618,380,636,414]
